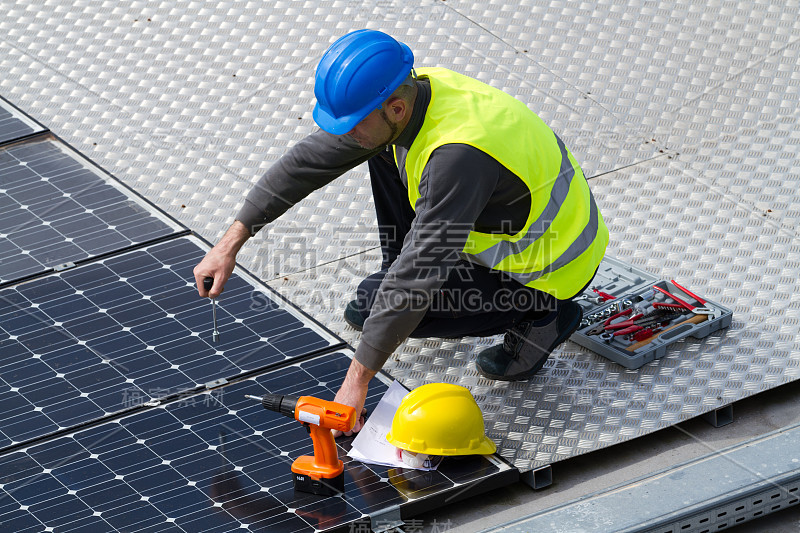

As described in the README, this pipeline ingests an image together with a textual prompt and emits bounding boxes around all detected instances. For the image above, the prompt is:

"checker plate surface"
[272,155,800,472]
[0,0,661,279]
[441,0,800,146]
[0,0,798,479]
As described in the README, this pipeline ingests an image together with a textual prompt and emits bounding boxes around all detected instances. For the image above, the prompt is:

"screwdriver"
[203,277,220,343]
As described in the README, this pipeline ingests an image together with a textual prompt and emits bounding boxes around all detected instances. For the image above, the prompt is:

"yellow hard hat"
[386,383,496,456]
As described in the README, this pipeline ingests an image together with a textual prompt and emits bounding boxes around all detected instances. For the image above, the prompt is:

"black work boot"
[343,300,366,331]
[475,300,582,381]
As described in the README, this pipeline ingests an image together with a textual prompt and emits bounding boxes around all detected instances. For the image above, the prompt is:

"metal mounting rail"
[484,422,800,533]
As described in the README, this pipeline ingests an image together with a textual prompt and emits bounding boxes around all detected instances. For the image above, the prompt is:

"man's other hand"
[332,358,376,437]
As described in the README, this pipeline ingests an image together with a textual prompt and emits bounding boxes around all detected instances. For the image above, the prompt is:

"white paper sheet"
[348,380,442,471]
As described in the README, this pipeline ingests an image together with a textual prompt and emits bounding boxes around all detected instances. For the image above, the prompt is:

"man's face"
[348,107,399,149]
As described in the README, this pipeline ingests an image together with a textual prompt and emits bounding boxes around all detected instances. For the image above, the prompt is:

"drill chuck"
[246,393,298,419]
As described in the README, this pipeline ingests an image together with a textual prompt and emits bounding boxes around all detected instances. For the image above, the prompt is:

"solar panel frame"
[0,96,47,147]
[0,135,188,288]
[0,351,516,533]
[0,235,345,453]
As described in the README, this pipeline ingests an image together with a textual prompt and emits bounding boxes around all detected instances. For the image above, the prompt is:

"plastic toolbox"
[569,256,733,369]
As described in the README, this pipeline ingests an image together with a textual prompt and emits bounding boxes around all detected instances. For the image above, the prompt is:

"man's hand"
[193,221,251,298]
[332,358,376,437]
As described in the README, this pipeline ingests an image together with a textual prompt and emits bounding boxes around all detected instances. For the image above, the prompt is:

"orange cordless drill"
[246,393,356,496]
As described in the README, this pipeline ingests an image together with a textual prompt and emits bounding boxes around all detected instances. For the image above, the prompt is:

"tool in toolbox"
[585,307,682,336]
[575,294,605,305]
[570,257,733,369]
[577,288,624,306]
[584,308,635,335]
[608,310,684,337]
[652,280,721,319]
[626,280,722,351]
[624,314,707,352]
[246,393,356,496]
[591,287,616,302]
[203,277,220,343]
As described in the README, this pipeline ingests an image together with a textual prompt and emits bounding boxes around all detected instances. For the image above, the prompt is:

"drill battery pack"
[293,471,344,497]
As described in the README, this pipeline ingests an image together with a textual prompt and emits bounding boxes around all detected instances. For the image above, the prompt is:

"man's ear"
[385,96,408,123]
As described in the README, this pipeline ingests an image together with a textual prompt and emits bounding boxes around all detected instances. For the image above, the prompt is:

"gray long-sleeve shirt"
[237,79,532,371]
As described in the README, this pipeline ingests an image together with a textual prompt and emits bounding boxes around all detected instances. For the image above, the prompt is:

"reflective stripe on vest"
[399,67,608,298]
[472,135,599,283]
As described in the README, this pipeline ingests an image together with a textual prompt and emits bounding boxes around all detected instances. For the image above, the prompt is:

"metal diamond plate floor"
[1,0,798,484]
[441,1,800,140]
[0,0,664,279]
[272,155,800,471]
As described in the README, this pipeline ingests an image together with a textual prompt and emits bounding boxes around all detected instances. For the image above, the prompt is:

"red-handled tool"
[604,313,645,330]
[592,288,616,301]
[669,279,721,319]
[626,314,708,351]
[585,308,634,335]
[653,281,720,319]
[652,302,686,311]
[630,327,661,342]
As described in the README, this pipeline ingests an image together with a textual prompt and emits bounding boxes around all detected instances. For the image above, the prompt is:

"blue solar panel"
[0,236,341,450]
[0,351,514,532]
[0,97,46,146]
[0,97,516,533]
[0,138,184,286]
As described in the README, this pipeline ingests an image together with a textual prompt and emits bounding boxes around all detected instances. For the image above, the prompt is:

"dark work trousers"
[355,150,589,339]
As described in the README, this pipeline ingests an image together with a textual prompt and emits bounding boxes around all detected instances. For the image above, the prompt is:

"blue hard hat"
[313,30,414,135]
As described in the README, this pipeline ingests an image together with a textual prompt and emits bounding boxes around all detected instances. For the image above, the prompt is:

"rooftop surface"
[1,0,799,531]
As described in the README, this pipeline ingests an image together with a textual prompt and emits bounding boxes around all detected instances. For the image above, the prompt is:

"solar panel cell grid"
[0,139,182,285]
[0,237,339,450]
[0,99,45,146]
[0,352,511,532]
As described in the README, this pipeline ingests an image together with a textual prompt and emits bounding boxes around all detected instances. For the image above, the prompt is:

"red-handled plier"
[585,308,634,335]
[604,313,646,330]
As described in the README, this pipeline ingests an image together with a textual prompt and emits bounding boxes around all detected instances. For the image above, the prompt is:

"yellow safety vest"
[396,67,608,298]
